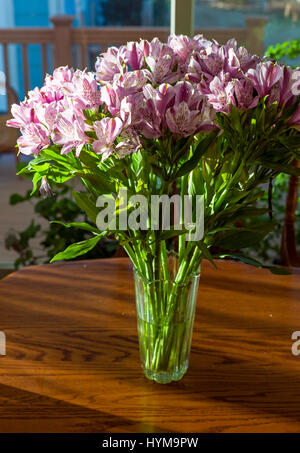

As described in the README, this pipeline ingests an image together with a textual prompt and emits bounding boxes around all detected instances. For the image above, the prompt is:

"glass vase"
[134,259,200,384]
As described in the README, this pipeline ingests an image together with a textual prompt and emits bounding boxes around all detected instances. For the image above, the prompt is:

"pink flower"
[137,85,164,139]
[145,54,179,85]
[192,34,213,51]
[279,66,296,108]
[138,40,150,58]
[92,117,123,158]
[40,177,53,198]
[125,42,144,70]
[52,110,89,156]
[6,103,37,128]
[206,72,258,113]
[168,35,194,62]
[165,98,216,137]
[101,70,147,118]
[168,34,212,68]
[35,102,60,132]
[72,70,102,109]
[173,81,201,109]
[47,66,74,84]
[144,83,175,117]
[120,92,144,127]
[205,73,233,113]
[113,70,147,96]
[42,67,76,100]
[288,105,300,130]
[17,123,50,155]
[232,78,259,110]
[234,44,260,73]
[100,83,121,116]
[188,43,225,83]
[188,39,261,84]
[44,66,74,93]
[144,38,180,84]
[95,46,127,83]
[115,128,141,158]
[247,61,284,105]
[164,81,217,136]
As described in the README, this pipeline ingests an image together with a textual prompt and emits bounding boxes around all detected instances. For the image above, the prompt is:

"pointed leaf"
[50,234,105,263]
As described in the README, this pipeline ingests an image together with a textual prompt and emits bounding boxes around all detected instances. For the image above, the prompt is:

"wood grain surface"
[0,258,300,433]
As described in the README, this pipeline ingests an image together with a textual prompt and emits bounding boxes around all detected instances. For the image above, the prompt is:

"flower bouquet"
[7,34,300,383]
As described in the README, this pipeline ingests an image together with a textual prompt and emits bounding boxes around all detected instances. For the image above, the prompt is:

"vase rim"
[133,267,200,286]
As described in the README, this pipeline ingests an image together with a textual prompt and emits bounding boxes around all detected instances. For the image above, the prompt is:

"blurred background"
[0,0,299,273]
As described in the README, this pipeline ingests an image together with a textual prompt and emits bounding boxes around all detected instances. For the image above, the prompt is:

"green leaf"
[31,173,42,195]
[50,234,105,263]
[80,171,115,195]
[10,193,27,205]
[151,225,188,243]
[40,147,78,171]
[228,104,243,134]
[50,221,99,234]
[268,266,291,275]
[175,130,218,179]
[72,192,99,224]
[188,167,204,196]
[16,161,33,176]
[83,109,103,123]
[213,222,276,250]
[258,160,300,176]
[217,253,291,275]
[197,241,217,268]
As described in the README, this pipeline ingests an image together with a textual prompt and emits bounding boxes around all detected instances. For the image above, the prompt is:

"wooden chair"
[280,160,300,267]
[0,85,19,164]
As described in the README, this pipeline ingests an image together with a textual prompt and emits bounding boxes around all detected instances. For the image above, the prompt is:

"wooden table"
[0,258,300,433]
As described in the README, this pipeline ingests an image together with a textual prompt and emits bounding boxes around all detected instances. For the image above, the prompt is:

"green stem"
[179,174,188,265]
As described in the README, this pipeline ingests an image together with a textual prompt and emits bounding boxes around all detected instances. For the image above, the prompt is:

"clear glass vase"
[134,259,200,384]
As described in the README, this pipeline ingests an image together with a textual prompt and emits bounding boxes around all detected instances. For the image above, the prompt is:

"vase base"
[142,363,188,384]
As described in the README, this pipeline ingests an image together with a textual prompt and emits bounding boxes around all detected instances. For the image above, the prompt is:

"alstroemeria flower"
[166,100,215,137]
[188,43,225,83]
[17,123,50,155]
[52,109,89,156]
[44,66,75,97]
[45,66,74,86]
[120,92,144,127]
[168,34,195,63]
[72,70,102,109]
[247,61,284,105]
[40,176,53,198]
[113,70,147,97]
[100,83,121,116]
[125,41,145,70]
[188,39,261,84]
[8,33,300,164]
[143,83,175,118]
[115,128,141,158]
[145,53,179,85]
[6,103,37,128]
[144,38,180,84]
[137,85,165,139]
[95,46,127,83]
[288,105,300,130]
[35,102,60,132]
[165,81,217,136]
[93,117,123,158]
[206,72,258,113]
